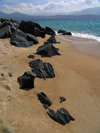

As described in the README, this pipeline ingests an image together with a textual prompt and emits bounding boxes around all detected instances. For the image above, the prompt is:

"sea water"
[33,17,100,42]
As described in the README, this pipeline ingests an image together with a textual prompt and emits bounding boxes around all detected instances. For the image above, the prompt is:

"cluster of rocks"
[37,92,74,125]
[0,17,74,125]
[0,17,56,47]
[57,29,72,35]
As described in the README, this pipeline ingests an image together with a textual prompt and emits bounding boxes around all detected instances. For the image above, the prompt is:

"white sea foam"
[55,30,100,42]
[72,32,100,42]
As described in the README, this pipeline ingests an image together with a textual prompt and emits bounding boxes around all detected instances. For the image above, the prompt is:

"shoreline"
[0,35,100,133]
[58,34,100,57]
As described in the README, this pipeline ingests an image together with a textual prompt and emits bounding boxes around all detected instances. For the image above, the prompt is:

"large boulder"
[0,19,19,29]
[29,59,55,79]
[17,71,36,89]
[45,26,55,35]
[47,35,60,44]
[58,29,72,35]
[19,20,46,38]
[47,108,75,125]
[10,29,38,47]
[0,25,12,38]
[37,92,52,109]
[36,42,60,57]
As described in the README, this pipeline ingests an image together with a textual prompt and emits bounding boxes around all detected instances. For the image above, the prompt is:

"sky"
[0,0,100,15]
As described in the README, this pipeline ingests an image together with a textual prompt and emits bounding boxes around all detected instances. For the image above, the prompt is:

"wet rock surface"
[58,29,72,35]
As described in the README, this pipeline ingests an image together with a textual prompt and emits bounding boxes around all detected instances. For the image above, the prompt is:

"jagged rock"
[47,35,60,44]
[0,20,19,29]
[60,96,66,103]
[47,108,75,125]
[19,20,46,38]
[28,55,35,59]
[58,29,72,35]
[45,26,55,35]
[36,43,60,57]
[0,25,12,38]
[10,29,38,47]
[37,92,52,109]
[0,17,9,23]
[17,71,36,89]
[29,59,55,79]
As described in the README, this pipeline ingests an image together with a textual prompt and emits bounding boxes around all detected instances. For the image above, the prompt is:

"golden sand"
[0,35,100,133]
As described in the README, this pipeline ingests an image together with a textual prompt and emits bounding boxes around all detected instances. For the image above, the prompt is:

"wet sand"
[0,35,100,133]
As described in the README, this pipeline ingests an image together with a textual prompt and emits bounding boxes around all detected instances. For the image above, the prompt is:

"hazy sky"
[0,0,100,15]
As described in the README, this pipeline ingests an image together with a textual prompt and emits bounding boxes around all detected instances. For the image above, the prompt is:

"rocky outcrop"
[45,26,55,35]
[17,71,36,89]
[10,29,38,47]
[58,29,72,35]
[47,35,60,44]
[37,92,52,109]
[19,20,46,38]
[47,108,75,125]
[36,42,60,57]
[29,59,55,79]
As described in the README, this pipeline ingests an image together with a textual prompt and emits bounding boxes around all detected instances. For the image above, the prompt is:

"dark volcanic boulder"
[36,43,60,57]
[0,25,12,38]
[10,29,38,47]
[47,35,60,44]
[29,59,55,79]
[45,26,55,35]
[37,92,52,109]
[47,108,75,125]
[19,20,45,38]
[0,20,19,29]
[58,29,72,35]
[17,71,36,89]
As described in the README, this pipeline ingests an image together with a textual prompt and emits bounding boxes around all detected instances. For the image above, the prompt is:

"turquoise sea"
[32,17,100,42]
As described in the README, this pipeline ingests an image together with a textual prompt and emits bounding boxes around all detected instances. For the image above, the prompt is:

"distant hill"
[68,7,100,15]
[0,11,8,18]
[0,7,100,21]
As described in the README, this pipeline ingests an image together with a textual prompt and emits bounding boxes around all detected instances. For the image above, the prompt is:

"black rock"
[60,96,66,103]
[29,59,55,79]
[47,35,60,44]
[47,108,75,125]
[17,71,36,90]
[10,29,38,47]
[0,20,19,29]
[28,55,35,59]
[0,25,12,38]
[8,72,12,77]
[0,17,9,23]
[58,29,72,35]
[19,20,46,38]
[45,26,55,35]
[37,92,52,109]
[36,43,60,57]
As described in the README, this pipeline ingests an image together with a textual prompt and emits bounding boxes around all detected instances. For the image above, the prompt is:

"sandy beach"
[0,35,100,133]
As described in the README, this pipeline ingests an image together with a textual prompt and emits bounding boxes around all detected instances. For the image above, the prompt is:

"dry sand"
[0,35,100,133]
